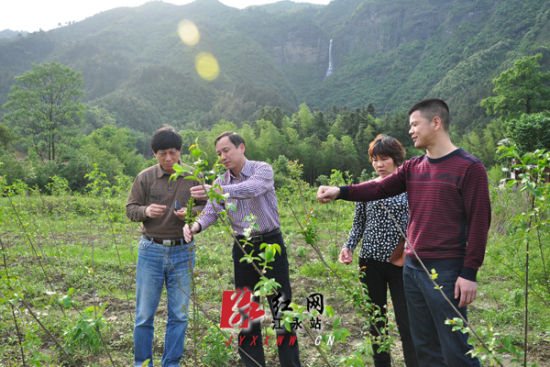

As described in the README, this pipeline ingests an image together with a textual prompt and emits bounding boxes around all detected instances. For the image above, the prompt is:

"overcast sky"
[0,0,332,32]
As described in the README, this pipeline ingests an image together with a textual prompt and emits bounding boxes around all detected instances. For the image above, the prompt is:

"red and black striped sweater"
[339,149,491,281]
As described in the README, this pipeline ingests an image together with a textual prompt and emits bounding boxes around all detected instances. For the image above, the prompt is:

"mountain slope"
[0,0,548,134]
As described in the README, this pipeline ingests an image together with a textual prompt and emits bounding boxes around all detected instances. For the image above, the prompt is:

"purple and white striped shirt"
[196,159,280,235]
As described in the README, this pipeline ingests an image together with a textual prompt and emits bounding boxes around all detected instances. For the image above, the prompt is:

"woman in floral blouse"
[340,134,418,367]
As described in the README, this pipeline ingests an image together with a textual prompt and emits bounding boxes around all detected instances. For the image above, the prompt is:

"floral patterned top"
[343,192,408,262]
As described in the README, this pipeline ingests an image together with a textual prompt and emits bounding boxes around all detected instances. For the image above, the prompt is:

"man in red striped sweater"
[317,98,490,366]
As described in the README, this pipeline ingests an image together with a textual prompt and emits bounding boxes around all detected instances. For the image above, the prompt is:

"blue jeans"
[403,256,480,367]
[134,237,195,367]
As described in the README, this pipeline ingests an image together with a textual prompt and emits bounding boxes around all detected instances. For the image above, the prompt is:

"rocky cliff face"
[277,37,325,65]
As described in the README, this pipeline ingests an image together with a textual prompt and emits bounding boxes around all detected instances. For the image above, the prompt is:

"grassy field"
[1,182,549,366]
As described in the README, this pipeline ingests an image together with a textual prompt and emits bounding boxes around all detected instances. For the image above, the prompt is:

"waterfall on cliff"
[325,38,334,78]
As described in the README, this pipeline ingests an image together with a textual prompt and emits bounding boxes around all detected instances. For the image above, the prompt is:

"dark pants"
[232,230,301,367]
[359,258,418,367]
[403,256,480,367]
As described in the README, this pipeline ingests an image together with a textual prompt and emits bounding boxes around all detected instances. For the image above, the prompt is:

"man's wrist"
[459,267,478,282]
[337,185,348,200]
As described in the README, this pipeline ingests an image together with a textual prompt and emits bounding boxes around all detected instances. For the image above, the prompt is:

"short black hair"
[368,134,406,166]
[408,98,450,131]
[214,131,245,148]
[151,126,182,153]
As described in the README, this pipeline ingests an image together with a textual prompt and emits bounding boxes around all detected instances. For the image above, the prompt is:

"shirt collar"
[227,159,251,181]
[155,162,181,178]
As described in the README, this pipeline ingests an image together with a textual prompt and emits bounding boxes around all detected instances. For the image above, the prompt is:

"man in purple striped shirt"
[184,131,301,367]
[317,99,490,367]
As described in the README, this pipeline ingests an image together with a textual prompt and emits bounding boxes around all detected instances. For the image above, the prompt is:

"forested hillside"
[0,0,549,136]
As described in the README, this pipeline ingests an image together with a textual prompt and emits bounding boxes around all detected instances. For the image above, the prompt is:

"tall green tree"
[255,119,287,162]
[296,103,314,138]
[313,111,328,140]
[81,125,145,177]
[506,112,550,154]
[2,62,85,161]
[259,106,286,129]
[0,123,10,150]
[481,53,550,120]
[458,122,501,167]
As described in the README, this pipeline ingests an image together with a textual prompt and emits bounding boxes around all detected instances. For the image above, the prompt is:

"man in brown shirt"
[126,126,204,367]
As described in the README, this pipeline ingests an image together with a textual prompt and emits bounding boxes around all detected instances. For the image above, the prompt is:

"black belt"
[145,236,187,246]
[236,228,281,244]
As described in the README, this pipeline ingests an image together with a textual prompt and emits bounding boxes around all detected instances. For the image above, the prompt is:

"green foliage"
[82,105,117,133]
[0,123,142,193]
[0,0,548,137]
[0,152,25,185]
[64,304,106,353]
[486,165,506,187]
[270,155,292,188]
[457,120,504,167]
[0,122,10,150]
[482,145,550,363]
[2,62,85,161]
[80,124,146,178]
[85,164,131,199]
[481,53,550,120]
[456,52,550,164]
[200,325,232,366]
[505,112,550,154]
[57,147,94,192]
[45,175,70,196]
[0,0,550,190]
[177,104,410,185]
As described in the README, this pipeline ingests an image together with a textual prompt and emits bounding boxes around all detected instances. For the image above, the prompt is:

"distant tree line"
[0,54,549,193]
[175,102,423,186]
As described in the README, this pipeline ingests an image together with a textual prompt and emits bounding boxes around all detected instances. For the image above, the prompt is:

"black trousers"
[359,257,418,367]
[232,230,301,367]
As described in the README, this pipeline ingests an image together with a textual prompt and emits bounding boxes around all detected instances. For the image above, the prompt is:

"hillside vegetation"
[0,0,549,135]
